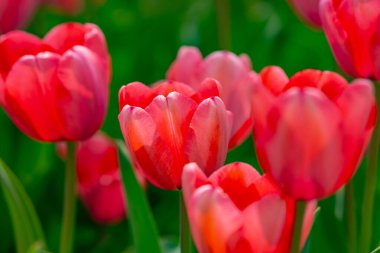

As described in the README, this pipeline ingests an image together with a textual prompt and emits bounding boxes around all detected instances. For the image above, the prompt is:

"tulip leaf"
[0,159,46,253]
[117,141,162,253]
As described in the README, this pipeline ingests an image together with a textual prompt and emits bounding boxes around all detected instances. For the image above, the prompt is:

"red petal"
[118,82,156,110]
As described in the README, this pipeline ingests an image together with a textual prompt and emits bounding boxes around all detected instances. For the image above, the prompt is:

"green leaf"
[117,141,162,253]
[0,159,46,253]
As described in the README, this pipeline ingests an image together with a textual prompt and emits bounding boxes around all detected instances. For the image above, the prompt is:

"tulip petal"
[153,80,195,98]
[187,97,230,176]
[56,46,108,140]
[167,46,203,88]
[192,78,221,103]
[182,163,209,208]
[3,52,63,140]
[260,88,342,199]
[118,82,156,110]
[260,66,289,95]
[242,194,287,252]
[189,185,242,253]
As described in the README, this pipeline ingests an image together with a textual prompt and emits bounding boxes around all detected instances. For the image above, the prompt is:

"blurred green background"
[0,0,379,252]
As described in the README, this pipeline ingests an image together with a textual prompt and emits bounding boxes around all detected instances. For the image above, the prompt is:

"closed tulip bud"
[182,162,316,253]
[167,46,258,149]
[288,0,322,27]
[118,79,231,190]
[0,22,111,141]
[252,67,376,200]
[57,132,145,224]
[320,0,380,80]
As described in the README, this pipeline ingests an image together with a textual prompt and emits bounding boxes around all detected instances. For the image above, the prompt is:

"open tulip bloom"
[182,162,316,253]
[118,79,231,190]
[0,22,110,142]
[167,46,258,149]
[252,66,376,200]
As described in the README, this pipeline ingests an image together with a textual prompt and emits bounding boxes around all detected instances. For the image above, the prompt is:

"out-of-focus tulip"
[320,0,380,80]
[0,22,111,142]
[167,46,258,149]
[44,0,83,15]
[118,79,231,190]
[58,132,145,224]
[288,0,322,27]
[0,0,39,33]
[252,66,376,200]
[182,162,316,253]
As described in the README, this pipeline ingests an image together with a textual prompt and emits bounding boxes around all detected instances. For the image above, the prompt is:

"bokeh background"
[0,0,378,252]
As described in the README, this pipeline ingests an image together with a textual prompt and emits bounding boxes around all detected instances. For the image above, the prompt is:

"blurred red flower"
[0,22,111,141]
[252,67,376,200]
[320,0,380,80]
[118,79,231,190]
[182,162,316,253]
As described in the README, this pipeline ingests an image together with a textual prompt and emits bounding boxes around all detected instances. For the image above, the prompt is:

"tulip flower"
[0,22,111,142]
[182,162,316,253]
[252,66,376,200]
[167,46,258,149]
[288,0,322,27]
[0,0,39,33]
[58,132,145,224]
[118,79,231,190]
[44,0,83,15]
[320,0,380,80]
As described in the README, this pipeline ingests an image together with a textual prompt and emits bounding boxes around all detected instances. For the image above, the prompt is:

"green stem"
[180,192,192,253]
[290,201,307,253]
[360,84,380,253]
[59,142,77,253]
[345,182,357,253]
[216,0,231,50]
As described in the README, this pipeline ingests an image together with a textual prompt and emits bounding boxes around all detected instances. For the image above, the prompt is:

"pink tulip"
[288,0,322,27]
[58,132,145,224]
[167,46,258,149]
[320,0,380,80]
[182,162,316,253]
[118,79,231,190]
[0,22,111,141]
[252,66,376,200]
[0,0,39,33]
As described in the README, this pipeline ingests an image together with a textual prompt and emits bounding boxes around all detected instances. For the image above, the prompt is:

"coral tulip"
[182,162,316,253]
[0,22,111,141]
[58,132,145,224]
[288,0,322,27]
[0,0,39,33]
[320,0,380,80]
[167,46,258,149]
[118,79,231,190]
[252,67,376,200]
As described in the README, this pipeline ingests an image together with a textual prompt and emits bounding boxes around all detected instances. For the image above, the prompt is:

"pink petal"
[166,46,203,88]
[153,80,196,98]
[56,46,108,140]
[189,185,242,253]
[182,163,209,208]
[259,87,342,199]
[192,78,221,103]
[187,97,230,176]
[3,52,63,141]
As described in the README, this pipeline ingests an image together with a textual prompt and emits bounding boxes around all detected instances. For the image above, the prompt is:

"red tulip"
[288,0,322,27]
[0,0,39,33]
[182,162,316,253]
[58,132,145,224]
[118,79,231,190]
[0,22,111,142]
[252,66,376,200]
[320,0,380,80]
[167,46,258,149]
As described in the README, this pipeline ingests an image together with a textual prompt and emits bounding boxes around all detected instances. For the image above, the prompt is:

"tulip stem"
[60,142,77,253]
[290,201,306,253]
[180,192,192,253]
[216,0,231,50]
[345,182,357,253]
[360,84,380,253]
